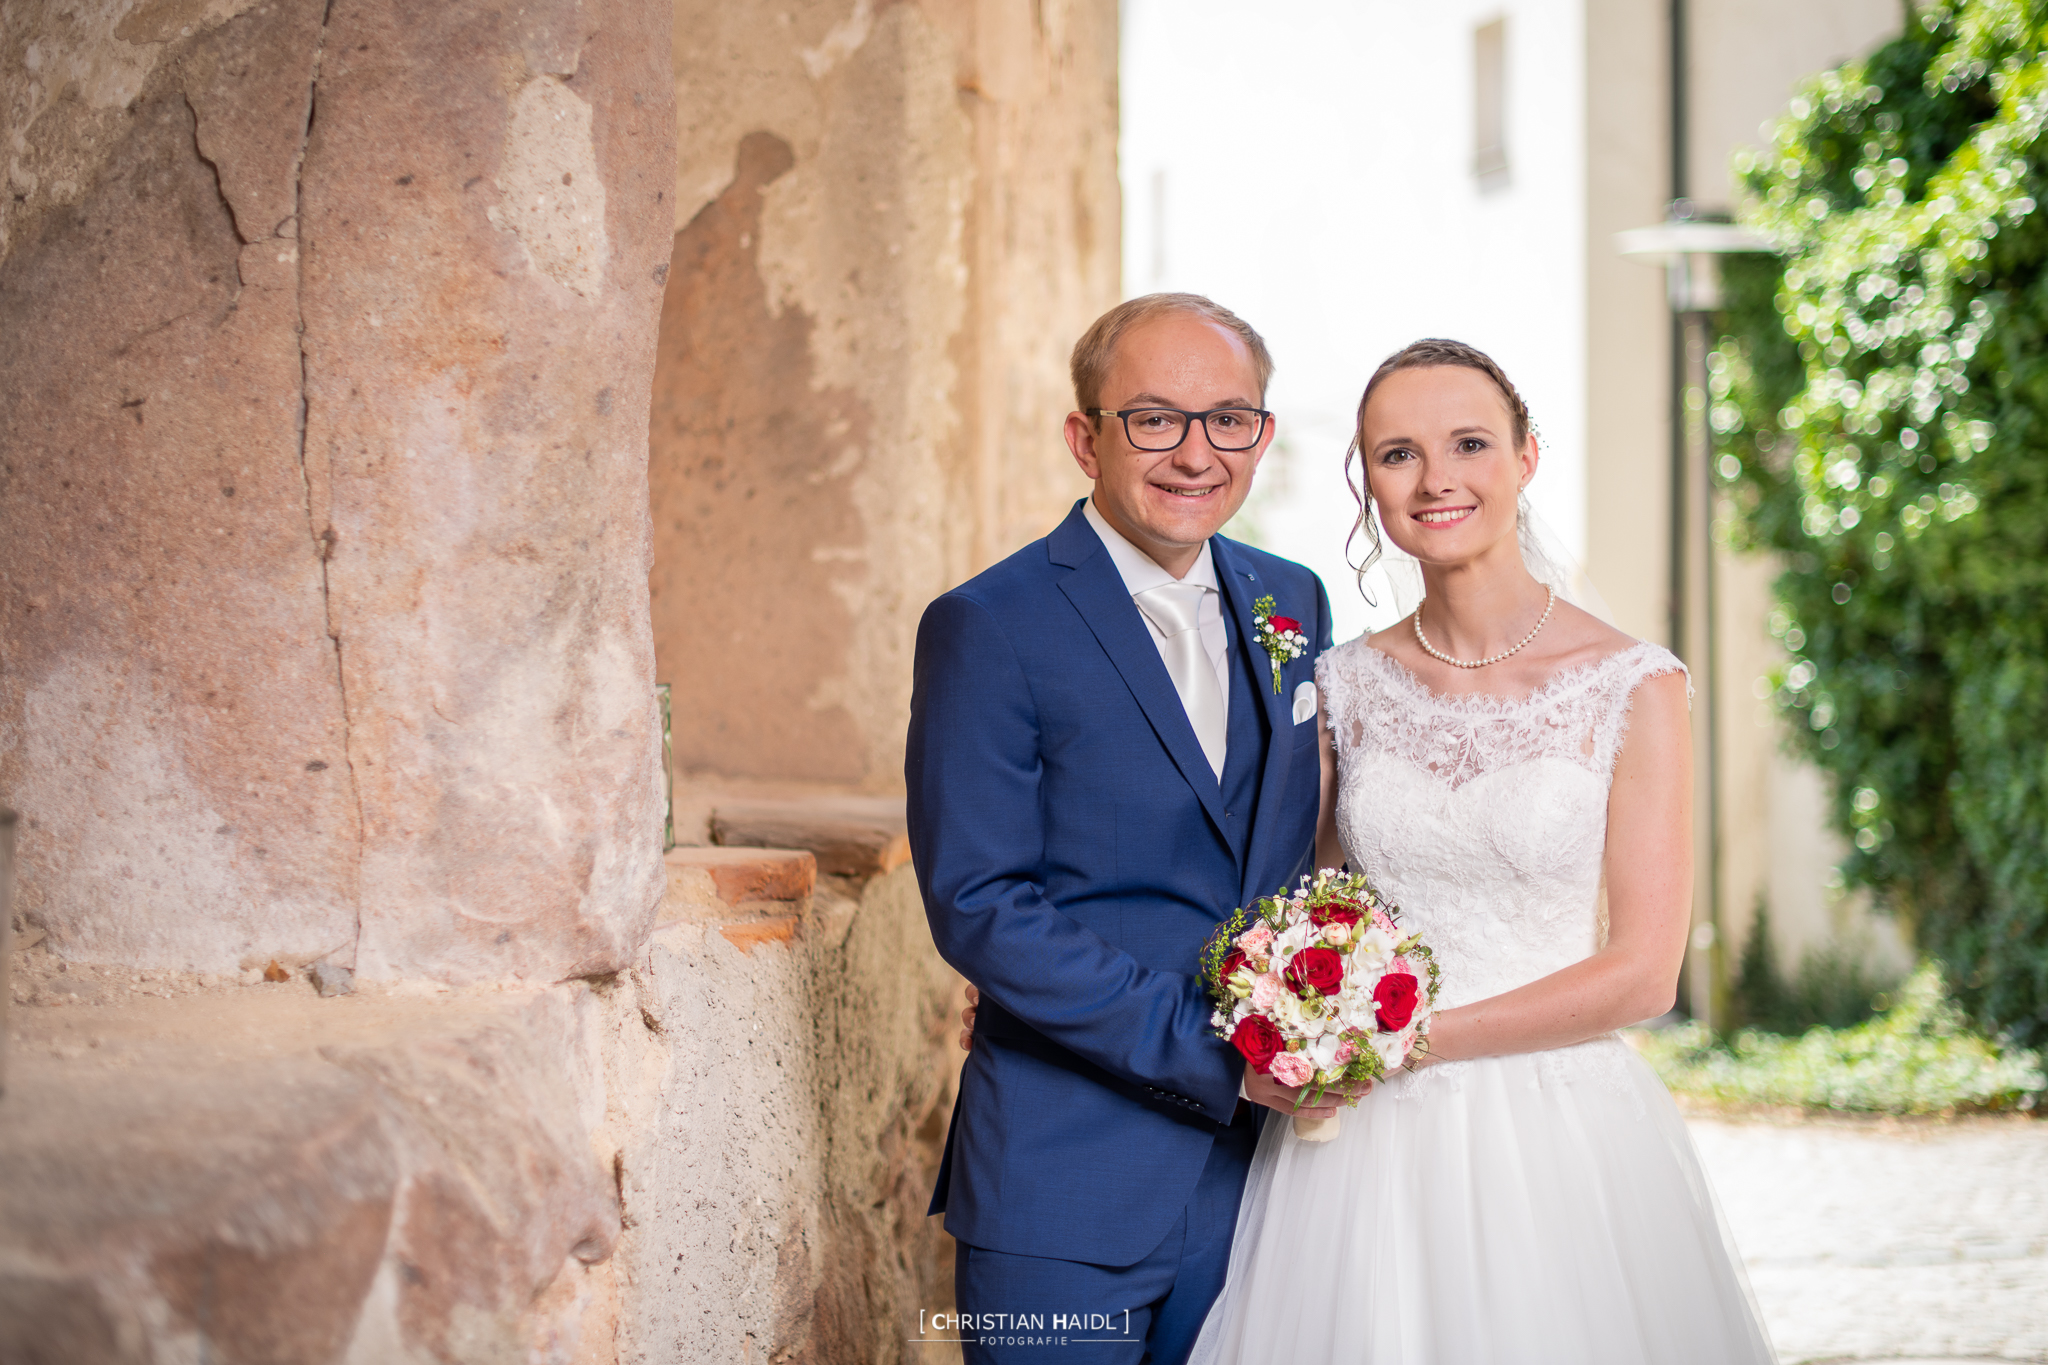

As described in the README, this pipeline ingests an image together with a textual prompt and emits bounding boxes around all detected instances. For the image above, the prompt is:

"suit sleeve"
[906,591,1242,1123]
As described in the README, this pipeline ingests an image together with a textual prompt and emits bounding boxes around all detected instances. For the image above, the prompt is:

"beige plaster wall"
[0,0,676,982]
[1693,0,1901,972]
[1580,0,1906,980]
[1583,0,1673,647]
[648,0,1116,792]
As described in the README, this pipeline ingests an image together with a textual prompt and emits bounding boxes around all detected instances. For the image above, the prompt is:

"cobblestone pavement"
[1687,1109,2048,1363]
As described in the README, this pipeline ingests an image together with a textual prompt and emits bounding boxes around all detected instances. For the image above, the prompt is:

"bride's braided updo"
[1344,338,1535,589]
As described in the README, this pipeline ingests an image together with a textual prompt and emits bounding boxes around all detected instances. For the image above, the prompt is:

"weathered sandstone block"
[0,983,618,1364]
[0,0,678,983]
[0,0,357,976]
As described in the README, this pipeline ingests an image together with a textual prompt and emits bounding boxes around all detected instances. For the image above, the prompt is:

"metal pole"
[1666,0,1718,1028]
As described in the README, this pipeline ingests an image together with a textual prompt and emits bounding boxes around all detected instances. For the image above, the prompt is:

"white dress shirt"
[1083,497,1232,731]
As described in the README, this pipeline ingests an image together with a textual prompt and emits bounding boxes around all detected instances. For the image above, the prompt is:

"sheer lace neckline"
[1352,639,1663,712]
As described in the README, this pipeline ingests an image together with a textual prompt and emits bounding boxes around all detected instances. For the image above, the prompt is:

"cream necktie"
[1135,581,1227,781]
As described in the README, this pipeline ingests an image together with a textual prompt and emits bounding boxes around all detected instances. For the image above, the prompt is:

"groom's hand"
[958,983,979,1052]
[1241,1067,1370,1118]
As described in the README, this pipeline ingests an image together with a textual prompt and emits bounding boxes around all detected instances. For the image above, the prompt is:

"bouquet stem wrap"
[1293,1112,1342,1143]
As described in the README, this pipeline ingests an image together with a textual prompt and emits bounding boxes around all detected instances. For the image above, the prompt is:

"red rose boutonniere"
[1251,595,1308,693]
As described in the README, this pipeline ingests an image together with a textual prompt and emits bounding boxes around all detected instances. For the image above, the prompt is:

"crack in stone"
[184,93,252,251]
[290,0,363,964]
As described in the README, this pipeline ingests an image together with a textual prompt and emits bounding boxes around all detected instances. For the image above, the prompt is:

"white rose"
[1306,1031,1344,1072]
[1351,925,1397,973]
[1371,1031,1408,1071]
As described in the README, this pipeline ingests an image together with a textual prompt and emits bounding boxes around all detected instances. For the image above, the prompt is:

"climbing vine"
[1714,0,2048,1045]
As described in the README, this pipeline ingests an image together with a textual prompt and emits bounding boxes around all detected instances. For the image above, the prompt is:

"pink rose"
[1333,1038,1357,1066]
[1371,908,1400,937]
[1250,972,1287,1010]
[1236,922,1275,966]
[1268,1052,1313,1087]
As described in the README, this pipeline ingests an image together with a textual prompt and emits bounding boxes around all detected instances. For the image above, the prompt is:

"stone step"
[709,794,910,881]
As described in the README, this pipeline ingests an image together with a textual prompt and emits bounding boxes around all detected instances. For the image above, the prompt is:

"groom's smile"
[1064,311,1277,580]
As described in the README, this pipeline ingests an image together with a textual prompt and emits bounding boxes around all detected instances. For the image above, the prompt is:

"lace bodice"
[1319,639,1687,1012]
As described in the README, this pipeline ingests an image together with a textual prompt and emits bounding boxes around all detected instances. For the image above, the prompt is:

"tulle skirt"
[1189,1037,1776,1365]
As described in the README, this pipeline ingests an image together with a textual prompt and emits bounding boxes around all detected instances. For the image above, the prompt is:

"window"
[1474,18,1509,190]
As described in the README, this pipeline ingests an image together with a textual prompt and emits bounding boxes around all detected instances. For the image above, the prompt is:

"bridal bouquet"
[1202,867,1439,1143]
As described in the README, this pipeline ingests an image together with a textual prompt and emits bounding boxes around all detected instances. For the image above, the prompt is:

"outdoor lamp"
[1616,207,1772,312]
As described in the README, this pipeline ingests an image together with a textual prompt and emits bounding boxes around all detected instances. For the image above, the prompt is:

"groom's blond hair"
[1069,293,1274,419]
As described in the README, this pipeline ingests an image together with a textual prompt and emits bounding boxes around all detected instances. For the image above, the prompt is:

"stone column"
[0,0,676,983]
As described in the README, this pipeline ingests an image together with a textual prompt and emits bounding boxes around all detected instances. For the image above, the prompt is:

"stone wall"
[0,0,674,984]
[1,846,962,1364]
[650,0,1119,791]
[0,0,1115,1356]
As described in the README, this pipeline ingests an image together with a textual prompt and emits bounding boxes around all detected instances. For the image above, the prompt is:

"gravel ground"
[1687,1108,2048,1364]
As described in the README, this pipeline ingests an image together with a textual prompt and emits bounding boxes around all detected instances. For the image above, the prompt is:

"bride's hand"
[1243,1067,1372,1117]
[959,983,978,1052]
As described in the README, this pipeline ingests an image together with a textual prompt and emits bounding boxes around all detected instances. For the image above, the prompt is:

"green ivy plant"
[1715,0,2048,1046]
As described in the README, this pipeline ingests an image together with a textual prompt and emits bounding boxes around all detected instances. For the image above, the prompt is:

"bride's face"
[1360,366,1538,569]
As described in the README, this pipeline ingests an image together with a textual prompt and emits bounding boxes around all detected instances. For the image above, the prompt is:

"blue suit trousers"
[952,1109,1260,1365]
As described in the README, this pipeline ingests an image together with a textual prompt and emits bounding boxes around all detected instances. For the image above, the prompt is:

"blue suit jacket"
[907,498,1333,1264]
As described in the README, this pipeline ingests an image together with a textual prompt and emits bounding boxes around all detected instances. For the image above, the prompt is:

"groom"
[906,294,1335,1363]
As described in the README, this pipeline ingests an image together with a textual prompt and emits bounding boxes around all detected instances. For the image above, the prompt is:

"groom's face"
[1063,313,1275,578]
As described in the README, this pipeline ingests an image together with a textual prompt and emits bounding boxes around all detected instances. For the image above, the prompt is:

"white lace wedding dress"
[1190,639,1775,1365]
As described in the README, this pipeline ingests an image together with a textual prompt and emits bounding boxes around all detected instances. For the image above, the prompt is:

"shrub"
[1713,0,2048,1045]
[1730,903,1903,1034]
[1637,963,2045,1113]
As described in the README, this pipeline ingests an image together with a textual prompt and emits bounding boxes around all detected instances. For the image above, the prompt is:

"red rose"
[1217,947,1247,981]
[1310,899,1364,930]
[1231,1014,1285,1073]
[1283,946,1344,996]
[1373,973,1420,1031]
[1267,615,1301,636]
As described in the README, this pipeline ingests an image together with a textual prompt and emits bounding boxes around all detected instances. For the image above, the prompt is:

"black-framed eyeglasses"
[1089,406,1272,452]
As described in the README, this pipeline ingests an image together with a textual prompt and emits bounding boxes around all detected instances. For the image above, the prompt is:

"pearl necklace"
[1412,585,1556,669]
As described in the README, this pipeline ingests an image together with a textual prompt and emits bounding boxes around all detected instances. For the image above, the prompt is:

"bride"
[1188,339,1775,1363]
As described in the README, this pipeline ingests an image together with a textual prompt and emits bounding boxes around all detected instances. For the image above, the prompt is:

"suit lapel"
[1049,503,1232,849]
[1212,537,1301,901]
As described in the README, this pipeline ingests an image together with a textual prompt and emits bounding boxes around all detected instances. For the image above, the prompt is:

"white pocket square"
[1292,680,1318,726]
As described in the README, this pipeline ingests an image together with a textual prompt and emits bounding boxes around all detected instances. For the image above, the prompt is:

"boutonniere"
[1251,596,1308,694]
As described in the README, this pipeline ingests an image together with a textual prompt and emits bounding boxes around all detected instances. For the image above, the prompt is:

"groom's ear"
[1065,409,1104,481]
[1249,408,1279,472]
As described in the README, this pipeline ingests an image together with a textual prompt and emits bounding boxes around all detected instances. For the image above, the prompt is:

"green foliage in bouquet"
[1636,963,2045,1113]
[1200,900,1260,1001]
[1712,0,2048,1046]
